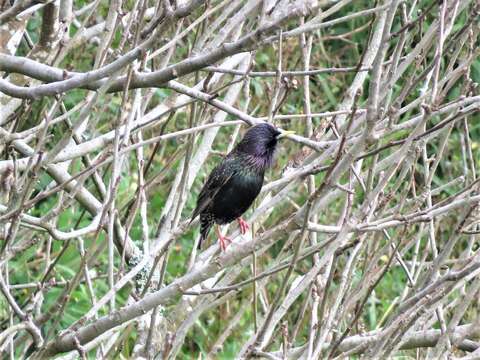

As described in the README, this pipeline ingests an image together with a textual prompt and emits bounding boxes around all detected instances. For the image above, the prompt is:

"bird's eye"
[267,137,278,148]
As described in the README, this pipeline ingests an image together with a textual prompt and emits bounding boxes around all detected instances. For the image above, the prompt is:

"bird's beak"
[277,129,296,139]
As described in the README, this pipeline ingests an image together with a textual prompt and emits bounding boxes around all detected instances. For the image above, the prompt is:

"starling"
[191,123,294,251]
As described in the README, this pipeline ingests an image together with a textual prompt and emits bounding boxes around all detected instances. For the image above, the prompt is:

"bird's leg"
[237,217,250,235]
[215,225,231,251]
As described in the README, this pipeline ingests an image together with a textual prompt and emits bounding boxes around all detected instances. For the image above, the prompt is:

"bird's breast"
[211,171,264,224]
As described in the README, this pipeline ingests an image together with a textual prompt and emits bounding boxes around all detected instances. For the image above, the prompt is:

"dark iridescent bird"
[191,123,294,250]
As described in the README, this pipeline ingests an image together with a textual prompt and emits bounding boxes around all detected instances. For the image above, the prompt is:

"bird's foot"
[215,226,231,251]
[218,234,232,251]
[237,217,250,235]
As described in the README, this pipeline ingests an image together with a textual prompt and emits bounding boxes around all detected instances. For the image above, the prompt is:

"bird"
[191,123,294,251]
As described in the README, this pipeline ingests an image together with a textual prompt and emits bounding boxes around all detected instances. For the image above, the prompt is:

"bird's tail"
[199,214,213,249]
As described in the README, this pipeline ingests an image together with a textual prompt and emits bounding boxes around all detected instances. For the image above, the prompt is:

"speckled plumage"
[191,123,282,248]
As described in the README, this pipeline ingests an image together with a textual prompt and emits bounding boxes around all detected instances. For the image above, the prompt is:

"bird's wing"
[191,157,236,221]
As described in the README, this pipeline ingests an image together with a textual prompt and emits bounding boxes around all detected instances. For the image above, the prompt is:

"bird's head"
[235,123,295,168]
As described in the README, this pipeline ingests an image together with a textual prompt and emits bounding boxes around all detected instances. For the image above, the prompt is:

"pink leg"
[215,225,232,251]
[237,217,250,235]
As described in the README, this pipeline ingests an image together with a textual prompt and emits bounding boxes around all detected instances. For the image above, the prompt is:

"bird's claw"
[215,226,232,251]
[219,235,232,251]
[237,218,250,235]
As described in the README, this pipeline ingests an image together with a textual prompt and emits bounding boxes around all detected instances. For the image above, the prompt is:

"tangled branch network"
[0,0,479,358]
